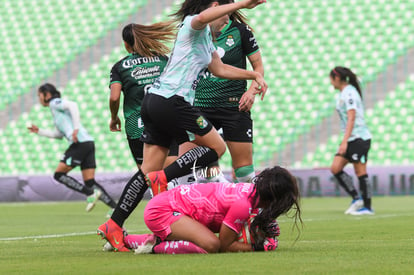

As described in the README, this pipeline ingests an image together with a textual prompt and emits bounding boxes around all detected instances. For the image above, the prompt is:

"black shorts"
[60,141,96,170]
[336,138,371,163]
[200,107,253,143]
[128,138,179,165]
[140,94,213,148]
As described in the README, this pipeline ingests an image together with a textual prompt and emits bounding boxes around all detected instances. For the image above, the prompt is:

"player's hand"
[253,73,267,100]
[252,237,278,251]
[338,142,347,155]
[72,129,79,143]
[27,124,39,134]
[109,117,122,132]
[243,0,266,9]
[239,89,255,112]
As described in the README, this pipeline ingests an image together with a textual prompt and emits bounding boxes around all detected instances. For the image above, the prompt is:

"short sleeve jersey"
[194,20,259,108]
[336,85,372,141]
[110,54,168,139]
[49,98,93,144]
[148,15,216,105]
[168,182,255,234]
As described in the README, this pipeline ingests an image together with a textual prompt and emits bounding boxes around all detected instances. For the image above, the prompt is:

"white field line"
[276,212,414,223]
[0,229,145,242]
[1,213,413,242]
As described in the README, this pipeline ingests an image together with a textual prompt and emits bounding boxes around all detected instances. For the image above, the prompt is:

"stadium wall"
[1,166,413,202]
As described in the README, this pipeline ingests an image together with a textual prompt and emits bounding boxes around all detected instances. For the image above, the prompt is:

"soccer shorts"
[128,138,179,165]
[144,191,183,241]
[336,138,371,163]
[140,94,213,148]
[200,107,253,143]
[60,141,96,170]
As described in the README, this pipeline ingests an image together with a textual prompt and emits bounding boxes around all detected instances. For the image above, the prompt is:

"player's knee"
[214,143,226,158]
[200,238,221,253]
[330,165,340,175]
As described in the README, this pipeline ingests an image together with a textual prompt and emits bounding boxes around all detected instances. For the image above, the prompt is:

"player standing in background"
[329,67,374,215]
[180,9,264,183]
[98,0,267,252]
[109,23,178,168]
[28,83,117,213]
[109,166,300,254]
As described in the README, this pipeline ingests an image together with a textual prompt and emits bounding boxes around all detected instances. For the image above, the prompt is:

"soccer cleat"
[134,235,158,254]
[103,241,114,252]
[97,219,130,252]
[86,189,102,212]
[145,170,168,196]
[344,199,363,214]
[350,207,375,216]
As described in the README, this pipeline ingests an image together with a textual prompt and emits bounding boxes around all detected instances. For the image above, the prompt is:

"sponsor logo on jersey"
[122,56,161,68]
[348,98,354,105]
[246,129,252,138]
[173,212,182,217]
[196,116,208,129]
[131,66,161,80]
[226,35,235,47]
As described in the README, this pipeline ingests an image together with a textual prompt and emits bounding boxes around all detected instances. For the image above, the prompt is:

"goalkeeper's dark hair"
[249,166,302,240]
[38,83,61,102]
[330,66,362,98]
[171,0,233,22]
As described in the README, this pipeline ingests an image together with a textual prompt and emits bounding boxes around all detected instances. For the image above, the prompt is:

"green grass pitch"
[1,196,413,274]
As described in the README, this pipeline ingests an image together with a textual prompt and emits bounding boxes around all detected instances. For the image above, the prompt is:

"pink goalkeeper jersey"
[168,182,256,233]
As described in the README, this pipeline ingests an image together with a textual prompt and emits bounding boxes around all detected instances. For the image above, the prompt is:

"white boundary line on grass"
[2,213,413,242]
[0,229,145,242]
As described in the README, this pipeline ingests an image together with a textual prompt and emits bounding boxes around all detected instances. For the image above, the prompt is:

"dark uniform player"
[109,23,178,168]
[192,12,264,182]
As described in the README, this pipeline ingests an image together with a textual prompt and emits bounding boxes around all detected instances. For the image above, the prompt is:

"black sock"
[111,169,148,227]
[164,146,219,182]
[85,179,117,208]
[54,172,93,196]
[334,171,359,200]
[358,175,372,210]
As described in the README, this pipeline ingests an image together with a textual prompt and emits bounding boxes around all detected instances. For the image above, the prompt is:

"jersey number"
[138,118,144,128]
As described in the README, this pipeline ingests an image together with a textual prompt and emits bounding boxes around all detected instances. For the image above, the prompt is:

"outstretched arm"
[208,52,267,94]
[192,0,266,30]
[28,124,64,139]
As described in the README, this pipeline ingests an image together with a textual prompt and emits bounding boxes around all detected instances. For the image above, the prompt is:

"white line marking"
[2,213,413,242]
[0,229,146,242]
[276,212,414,223]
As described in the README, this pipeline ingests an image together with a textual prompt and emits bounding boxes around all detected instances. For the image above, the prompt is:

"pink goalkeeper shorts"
[144,191,183,241]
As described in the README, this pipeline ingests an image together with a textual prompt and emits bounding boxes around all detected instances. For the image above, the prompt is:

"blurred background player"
[329,67,374,215]
[110,166,300,254]
[98,0,267,252]
[180,8,264,183]
[108,23,178,169]
[28,83,117,213]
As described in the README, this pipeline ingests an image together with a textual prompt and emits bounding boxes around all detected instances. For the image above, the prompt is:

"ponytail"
[122,22,176,57]
[330,66,362,98]
[38,83,61,102]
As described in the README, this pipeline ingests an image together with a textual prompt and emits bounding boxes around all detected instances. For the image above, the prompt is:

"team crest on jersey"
[226,35,235,47]
[196,116,208,129]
